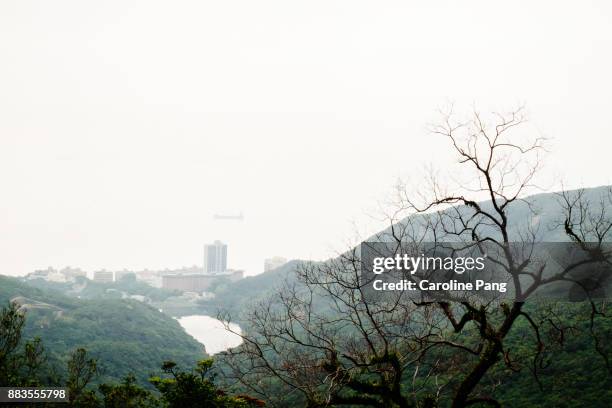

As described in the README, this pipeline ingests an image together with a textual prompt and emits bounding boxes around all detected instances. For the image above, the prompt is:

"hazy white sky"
[1,1,611,276]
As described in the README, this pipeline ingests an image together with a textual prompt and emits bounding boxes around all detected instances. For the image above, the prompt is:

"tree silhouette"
[221,107,612,407]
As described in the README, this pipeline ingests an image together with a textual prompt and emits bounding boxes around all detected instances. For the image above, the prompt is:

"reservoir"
[177,315,243,354]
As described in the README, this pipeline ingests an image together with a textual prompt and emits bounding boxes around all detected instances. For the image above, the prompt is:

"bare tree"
[220,107,612,407]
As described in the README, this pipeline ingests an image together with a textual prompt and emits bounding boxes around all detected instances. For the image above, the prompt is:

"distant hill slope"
[206,186,612,320]
[209,186,612,407]
[200,260,302,319]
[372,185,612,242]
[0,275,205,387]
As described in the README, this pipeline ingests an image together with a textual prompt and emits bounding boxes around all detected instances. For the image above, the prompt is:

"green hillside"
[372,185,612,242]
[199,260,301,320]
[1,186,609,406]
[206,186,612,322]
[0,275,205,387]
[208,186,612,407]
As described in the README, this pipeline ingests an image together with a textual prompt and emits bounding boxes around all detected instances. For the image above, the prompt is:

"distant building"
[60,267,87,280]
[174,265,202,275]
[115,270,136,282]
[135,269,162,288]
[162,270,244,293]
[162,273,218,292]
[93,270,114,284]
[27,267,54,280]
[28,267,66,282]
[204,240,227,274]
[264,256,287,272]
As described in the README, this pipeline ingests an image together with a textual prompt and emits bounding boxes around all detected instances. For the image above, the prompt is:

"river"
[177,315,243,354]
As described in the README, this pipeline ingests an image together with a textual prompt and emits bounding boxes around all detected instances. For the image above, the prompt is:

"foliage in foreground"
[0,274,204,387]
[0,302,264,407]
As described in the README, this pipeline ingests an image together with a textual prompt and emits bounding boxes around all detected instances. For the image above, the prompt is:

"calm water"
[177,315,242,354]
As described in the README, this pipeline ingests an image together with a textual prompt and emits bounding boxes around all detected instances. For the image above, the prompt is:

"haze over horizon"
[1,1,612,277]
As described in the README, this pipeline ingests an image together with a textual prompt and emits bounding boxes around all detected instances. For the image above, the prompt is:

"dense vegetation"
[489,303,612,407]
[2,184,611,406]
[212,178,612,408]
[0,302,263,407]
[198,261,300,320]
[0,275,204,387]
[214,300,611,407]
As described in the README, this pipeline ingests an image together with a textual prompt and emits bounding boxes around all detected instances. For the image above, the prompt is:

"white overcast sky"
[1,1,611,276]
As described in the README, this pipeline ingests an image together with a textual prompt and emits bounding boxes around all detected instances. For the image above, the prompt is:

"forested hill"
[372,185,612,242]
[205,185,612,319]
[200,260,302,319]
[0,275,205,387]
[208,185,612,407]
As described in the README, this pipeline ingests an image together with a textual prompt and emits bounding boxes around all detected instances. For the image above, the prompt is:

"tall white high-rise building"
[204,240,227,274]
